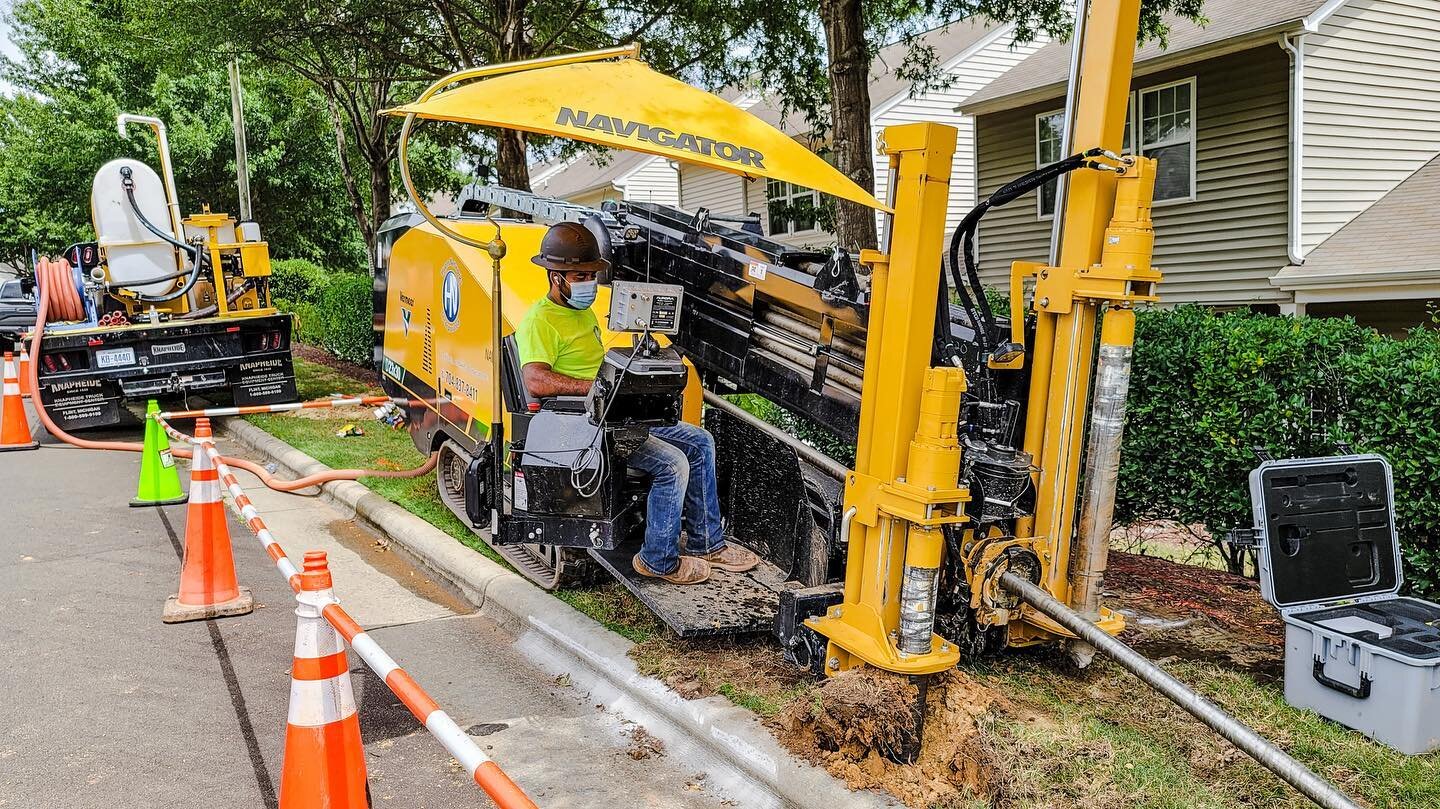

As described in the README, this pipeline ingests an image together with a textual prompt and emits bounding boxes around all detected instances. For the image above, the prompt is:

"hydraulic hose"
[120,166,206,303]
[944,148,1112,356]
[1000,571,1364,809]
[26,255,438,491]
[177,279,250,320]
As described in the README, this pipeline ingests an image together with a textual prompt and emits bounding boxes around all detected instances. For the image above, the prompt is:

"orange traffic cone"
[17,344,32,398]
[162,417,253,623]
[279,551,369,809]
[1,352,37,452]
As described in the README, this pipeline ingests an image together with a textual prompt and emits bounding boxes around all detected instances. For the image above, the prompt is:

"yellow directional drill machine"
[377,2,1154,676]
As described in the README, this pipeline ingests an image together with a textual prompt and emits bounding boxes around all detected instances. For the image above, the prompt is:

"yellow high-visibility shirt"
[515,297,603,380]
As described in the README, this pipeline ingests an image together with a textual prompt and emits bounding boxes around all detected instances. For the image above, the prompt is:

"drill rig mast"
[806,0,1157,673]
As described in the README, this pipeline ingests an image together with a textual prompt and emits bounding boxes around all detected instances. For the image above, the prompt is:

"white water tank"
[91,158,185,297]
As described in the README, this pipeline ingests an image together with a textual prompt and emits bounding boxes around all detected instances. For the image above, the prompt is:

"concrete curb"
[219,417,900,809]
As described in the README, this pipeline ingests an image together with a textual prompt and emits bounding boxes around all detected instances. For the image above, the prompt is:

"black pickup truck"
[0,279,36,342]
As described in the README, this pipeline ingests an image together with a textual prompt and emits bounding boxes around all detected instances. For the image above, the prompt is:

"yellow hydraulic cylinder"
[905,367,966,489]
[897,367,966,654]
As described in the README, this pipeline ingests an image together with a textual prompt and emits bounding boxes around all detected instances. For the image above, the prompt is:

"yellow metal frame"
[804,123,964,676]
[1007,0,1158,645]
[810,0,1160,670]
[182,210,275,317]
[380,13,1160,675]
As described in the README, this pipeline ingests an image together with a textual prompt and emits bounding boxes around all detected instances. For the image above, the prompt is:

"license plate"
[95,347,136,369]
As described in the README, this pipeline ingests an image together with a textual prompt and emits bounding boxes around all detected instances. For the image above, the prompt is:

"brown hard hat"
[530,221,611,273]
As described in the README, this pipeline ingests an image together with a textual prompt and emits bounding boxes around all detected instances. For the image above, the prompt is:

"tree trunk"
[368,161,392,272]
[493,0,531,191]
[496,130,531,190]
[323,86,376,267]
[819,0,878,252]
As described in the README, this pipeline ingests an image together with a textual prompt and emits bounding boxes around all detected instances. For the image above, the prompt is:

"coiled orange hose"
[26,256,437,491]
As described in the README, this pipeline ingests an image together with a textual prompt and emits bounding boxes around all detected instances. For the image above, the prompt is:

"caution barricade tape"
[154,412,540,809]
[156,395,395,421]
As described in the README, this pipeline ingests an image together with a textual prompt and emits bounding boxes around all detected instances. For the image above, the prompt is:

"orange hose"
[27,255,437,491]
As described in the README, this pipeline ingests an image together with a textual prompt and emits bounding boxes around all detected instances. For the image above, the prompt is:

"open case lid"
[1248,454,1403,610]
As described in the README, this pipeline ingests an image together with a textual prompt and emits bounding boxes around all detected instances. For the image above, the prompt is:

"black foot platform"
[589,542,790,637]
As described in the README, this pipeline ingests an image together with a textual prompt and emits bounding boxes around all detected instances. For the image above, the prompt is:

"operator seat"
[500,334,537,413]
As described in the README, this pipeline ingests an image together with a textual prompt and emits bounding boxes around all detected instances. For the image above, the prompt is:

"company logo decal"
[441,262,461,332]
[381,355,404,381]
[555,107,766,169]
[150,342,186,356]
[401,308,412,335]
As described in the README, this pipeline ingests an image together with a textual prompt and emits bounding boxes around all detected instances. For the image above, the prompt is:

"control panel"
[607,280,684,335]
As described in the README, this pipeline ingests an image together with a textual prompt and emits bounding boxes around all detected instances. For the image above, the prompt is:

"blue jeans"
[627,422,726,575]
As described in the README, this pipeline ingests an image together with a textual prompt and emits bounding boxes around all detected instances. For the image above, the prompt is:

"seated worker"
[515,221,760,585]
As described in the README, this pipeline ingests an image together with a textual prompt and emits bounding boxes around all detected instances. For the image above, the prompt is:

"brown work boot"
[695,543,760,573]
[632,554,711,585]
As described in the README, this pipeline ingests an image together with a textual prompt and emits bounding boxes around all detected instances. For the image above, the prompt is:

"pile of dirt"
[771,667,1009,807]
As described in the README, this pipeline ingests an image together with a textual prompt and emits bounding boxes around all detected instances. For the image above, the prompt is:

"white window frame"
[1034,108,1066,220]
[1035,96,1138,219]
[765,178,821,236]
[1137,77,1197,207]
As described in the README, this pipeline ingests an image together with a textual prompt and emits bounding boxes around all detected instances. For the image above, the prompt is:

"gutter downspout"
[1279,32,1307,267]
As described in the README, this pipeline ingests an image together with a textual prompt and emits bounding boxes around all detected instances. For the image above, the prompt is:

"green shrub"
[1117,306,1375,573]
[269,258,372,367]
[313,272,374,367]
[1336,326,1440,594]
[270,258,330,303]
[277,298,323,345]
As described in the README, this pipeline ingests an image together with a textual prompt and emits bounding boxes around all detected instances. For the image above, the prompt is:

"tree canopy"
[0,0,380,268]
[0,0,1209,265]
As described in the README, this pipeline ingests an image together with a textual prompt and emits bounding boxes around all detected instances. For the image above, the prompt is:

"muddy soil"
[1107,551,1284,681]
[632,549,1290,807]
[773,667,1010,807]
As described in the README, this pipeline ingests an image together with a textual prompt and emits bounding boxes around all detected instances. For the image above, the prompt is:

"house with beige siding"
[960,0,1440,326]
[679,19,1050,248]
[529,150,680,209]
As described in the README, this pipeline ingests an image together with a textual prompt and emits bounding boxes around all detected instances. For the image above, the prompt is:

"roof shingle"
[1274,153,1440,286]
[962,0,1328,112]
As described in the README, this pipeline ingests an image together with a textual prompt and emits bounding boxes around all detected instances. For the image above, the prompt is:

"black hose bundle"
[940,147,1114,360]
[118,165,207,303]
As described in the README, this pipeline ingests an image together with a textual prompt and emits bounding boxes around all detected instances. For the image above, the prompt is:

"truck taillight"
[270,331,283,351]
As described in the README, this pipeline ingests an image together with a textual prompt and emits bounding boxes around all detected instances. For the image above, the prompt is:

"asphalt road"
[0,405,736,808]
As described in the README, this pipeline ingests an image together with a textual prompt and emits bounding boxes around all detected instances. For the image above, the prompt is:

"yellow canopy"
[387,58,888,212]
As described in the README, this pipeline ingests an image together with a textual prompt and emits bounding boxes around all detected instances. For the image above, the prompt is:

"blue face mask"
[564,279,598,310]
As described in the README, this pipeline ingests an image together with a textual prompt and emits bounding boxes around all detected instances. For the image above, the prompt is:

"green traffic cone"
[131,400,188,507]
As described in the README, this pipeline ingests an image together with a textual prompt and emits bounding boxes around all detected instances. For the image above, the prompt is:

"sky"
[0,0,17,95]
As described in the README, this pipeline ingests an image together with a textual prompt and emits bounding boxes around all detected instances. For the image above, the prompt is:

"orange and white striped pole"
[322,602,540,808]
[156,414,540,808]
[162,417,254,622]
[279,551,369,808]
[157,396,394,421]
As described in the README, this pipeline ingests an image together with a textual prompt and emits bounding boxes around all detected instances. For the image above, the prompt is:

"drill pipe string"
[1000,572,1363,809]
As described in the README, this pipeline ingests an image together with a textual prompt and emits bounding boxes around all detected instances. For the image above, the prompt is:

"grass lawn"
[246,356,1437,808]
[244,356,500,564]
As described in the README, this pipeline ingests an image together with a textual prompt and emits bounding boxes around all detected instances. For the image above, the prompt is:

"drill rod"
[999,572,1363,809]
[701,390,849,481]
